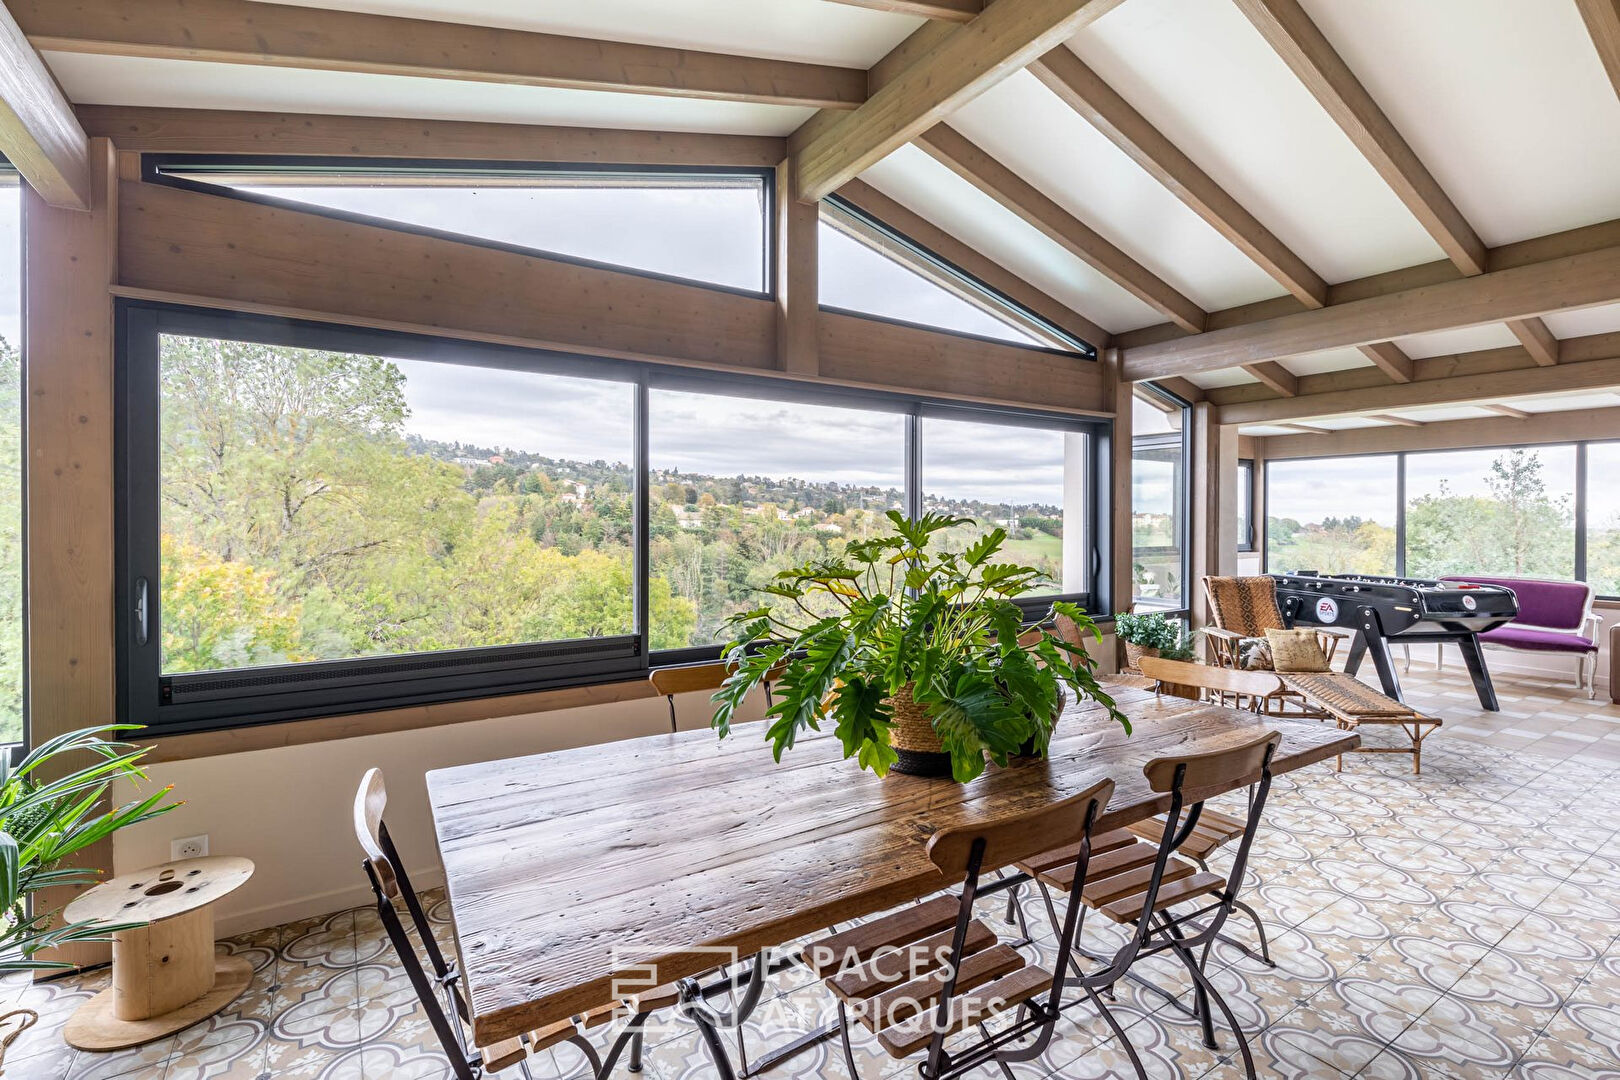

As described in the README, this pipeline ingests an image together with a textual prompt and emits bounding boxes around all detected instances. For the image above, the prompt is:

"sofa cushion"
[1441,575,1590,631]
[1479,626,1596,653]
[1264,628,1331,672]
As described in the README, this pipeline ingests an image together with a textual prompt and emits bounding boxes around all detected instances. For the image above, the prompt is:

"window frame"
[1237,458,1256,553]
[117,300,1112,735]
[819,195,1098,357]
[1263,442,1610,598]
[143,155,777,300]
[1130,383,1192,620]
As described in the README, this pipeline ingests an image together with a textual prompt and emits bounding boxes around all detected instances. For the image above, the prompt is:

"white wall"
[112,631,1119,938]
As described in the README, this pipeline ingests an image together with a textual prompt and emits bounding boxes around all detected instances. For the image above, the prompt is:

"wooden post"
[22,136,119,973]
[774,159,819,377]
[1190,402,1238,627]
[1104,349,1132,625]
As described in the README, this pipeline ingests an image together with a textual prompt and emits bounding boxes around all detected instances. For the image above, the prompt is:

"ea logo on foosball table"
[1314,597,1340,623]
[1462,594,1477,611]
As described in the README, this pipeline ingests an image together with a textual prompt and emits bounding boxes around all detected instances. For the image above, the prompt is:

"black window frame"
[819,194,1098,358]
[118,301,1113,735]
[143,155,778,301]
[1262,442,1614,598]
[1237,458,1256,553]
[1129,383,1192,619]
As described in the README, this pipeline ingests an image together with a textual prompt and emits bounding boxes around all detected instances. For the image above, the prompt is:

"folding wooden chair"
[353,769,683,1079]
[806,779,1126,1080]
[648,661,774,733]
[1018,730,1284,1079]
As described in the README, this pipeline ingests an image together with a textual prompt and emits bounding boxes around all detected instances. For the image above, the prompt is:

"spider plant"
[1,726,179,972]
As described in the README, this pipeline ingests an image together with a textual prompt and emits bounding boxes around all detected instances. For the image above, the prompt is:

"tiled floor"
[4,666,1618,1080]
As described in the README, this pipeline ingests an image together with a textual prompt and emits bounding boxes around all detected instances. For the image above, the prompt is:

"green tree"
[1406,449,1572,578]
[0,335,21,741]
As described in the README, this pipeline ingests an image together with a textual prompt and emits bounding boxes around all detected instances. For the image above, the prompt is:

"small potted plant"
[1113,611,1183,672]
[0,727,179,1064]
[711,513,1128,782]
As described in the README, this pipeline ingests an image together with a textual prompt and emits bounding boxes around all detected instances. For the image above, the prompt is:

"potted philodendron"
[711,512,1129,782]
[1113,611,1184,672]
[0,727,179,1064]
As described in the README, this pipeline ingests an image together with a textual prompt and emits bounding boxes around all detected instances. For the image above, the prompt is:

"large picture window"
[1266,442,1614,597]
[120,305,1109,732]
[1,166,20,744]
[1266,455,1398,576]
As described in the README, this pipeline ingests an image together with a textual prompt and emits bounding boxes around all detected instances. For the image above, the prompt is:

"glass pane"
[1133,391,1182,436]
[648,389,906,649]
[1266,456,1397,575]
[817,207,1067,348]
[196,172,767,292]
[159,335,637,673]
[0,177,20,743]
[1405,445,1576,580]
[920,416,1088,598]
[1589,443,1620,596]
[1132,437,1184,610]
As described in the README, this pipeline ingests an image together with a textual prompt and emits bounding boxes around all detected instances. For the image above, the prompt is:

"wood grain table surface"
[427,679,1360,1046]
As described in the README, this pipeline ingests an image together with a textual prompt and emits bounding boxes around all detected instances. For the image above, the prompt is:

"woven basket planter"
[1122,642,1159,673]
[888,684,953,777]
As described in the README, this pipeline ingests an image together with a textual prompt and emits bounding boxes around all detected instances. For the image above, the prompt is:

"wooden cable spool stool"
[62,856,255,1051]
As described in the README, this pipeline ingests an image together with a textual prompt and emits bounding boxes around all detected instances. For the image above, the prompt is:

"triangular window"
[818,197,1082,351]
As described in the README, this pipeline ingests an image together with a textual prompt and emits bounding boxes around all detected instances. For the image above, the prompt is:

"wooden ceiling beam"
[1480,402,1531,419]
[1356,341,1415,383]
[1028,46,1329,309]
[0,1,90,210]
[916,123,1206,332]
[835,177,1112,349]
[792,0,1127,202]
[1233,0,1487,276]
[1273,422,1329,434]
[822,0,983,22]
[74,106,788,166]
[1122,242,1620,380]
[1367,414,1423,427]
[1576,0,1620,102]
[1505,316,1561,366]
[13,0,867,109]
[1216,332,1620,425]
[1241,361,1298,397]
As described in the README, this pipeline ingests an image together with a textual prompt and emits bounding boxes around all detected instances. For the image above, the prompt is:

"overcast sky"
[0,185,19,347]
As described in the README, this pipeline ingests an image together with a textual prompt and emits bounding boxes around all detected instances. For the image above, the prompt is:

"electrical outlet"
[171,834,209,861]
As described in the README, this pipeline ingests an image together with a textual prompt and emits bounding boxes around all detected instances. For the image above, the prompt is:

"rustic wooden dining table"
[426,678,1359,1051]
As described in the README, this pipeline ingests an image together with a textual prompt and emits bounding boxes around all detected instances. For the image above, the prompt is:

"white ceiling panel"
[1239,424,1315,437]
[1281,348,1372,377]
[946,72,1285,313]
[1390,404,1501,422]
[1302,0,1620,248]
[1542,302,1620,340]
[1501,392,1620,414]
[45,53,812,136]
[245,0,919,67]
[860,144,1165,335]
[1066,0,1445,286]
[1186,368,1259,390]
[1312,416,1387,431]
[1392,324,1519,359]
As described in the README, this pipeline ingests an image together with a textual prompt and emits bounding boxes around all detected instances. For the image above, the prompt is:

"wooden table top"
[427,681,1359,1047]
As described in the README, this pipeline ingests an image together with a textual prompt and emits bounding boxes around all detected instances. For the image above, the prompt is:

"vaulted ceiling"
[11,0,1620,435]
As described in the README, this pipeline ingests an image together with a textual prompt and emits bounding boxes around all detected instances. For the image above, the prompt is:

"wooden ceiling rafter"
[914,122,1206,332]
[12,0,869,110]
[1576,0,1620,102]
[0,0,91,209]
[791,0,1128,202]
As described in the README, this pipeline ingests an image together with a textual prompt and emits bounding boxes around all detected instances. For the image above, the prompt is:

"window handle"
[133,578,149,647]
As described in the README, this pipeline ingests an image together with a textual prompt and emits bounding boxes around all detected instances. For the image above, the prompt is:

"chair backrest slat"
[1138,657,1283,703]
[648,661,733,698]
[1143,729,1281,805]
[353,767,399,899]
[926,778,1116,877]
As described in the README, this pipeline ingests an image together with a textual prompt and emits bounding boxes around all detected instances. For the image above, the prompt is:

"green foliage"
[1112,611,1180,650]
[0,727,179,972]
[713,512,1126,782]
[1405,449,1574,578]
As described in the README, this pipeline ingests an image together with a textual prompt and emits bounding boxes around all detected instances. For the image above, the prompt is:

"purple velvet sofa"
[1440,576,1601,699]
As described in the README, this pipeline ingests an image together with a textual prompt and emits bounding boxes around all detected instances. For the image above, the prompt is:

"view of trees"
[158,337,1071,673]
[1268,448,1589,581]
[1,335,20,742]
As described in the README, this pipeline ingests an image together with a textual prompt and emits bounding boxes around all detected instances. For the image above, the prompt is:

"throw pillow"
[1237,636,1273,671]
[1265,628,1331,673]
